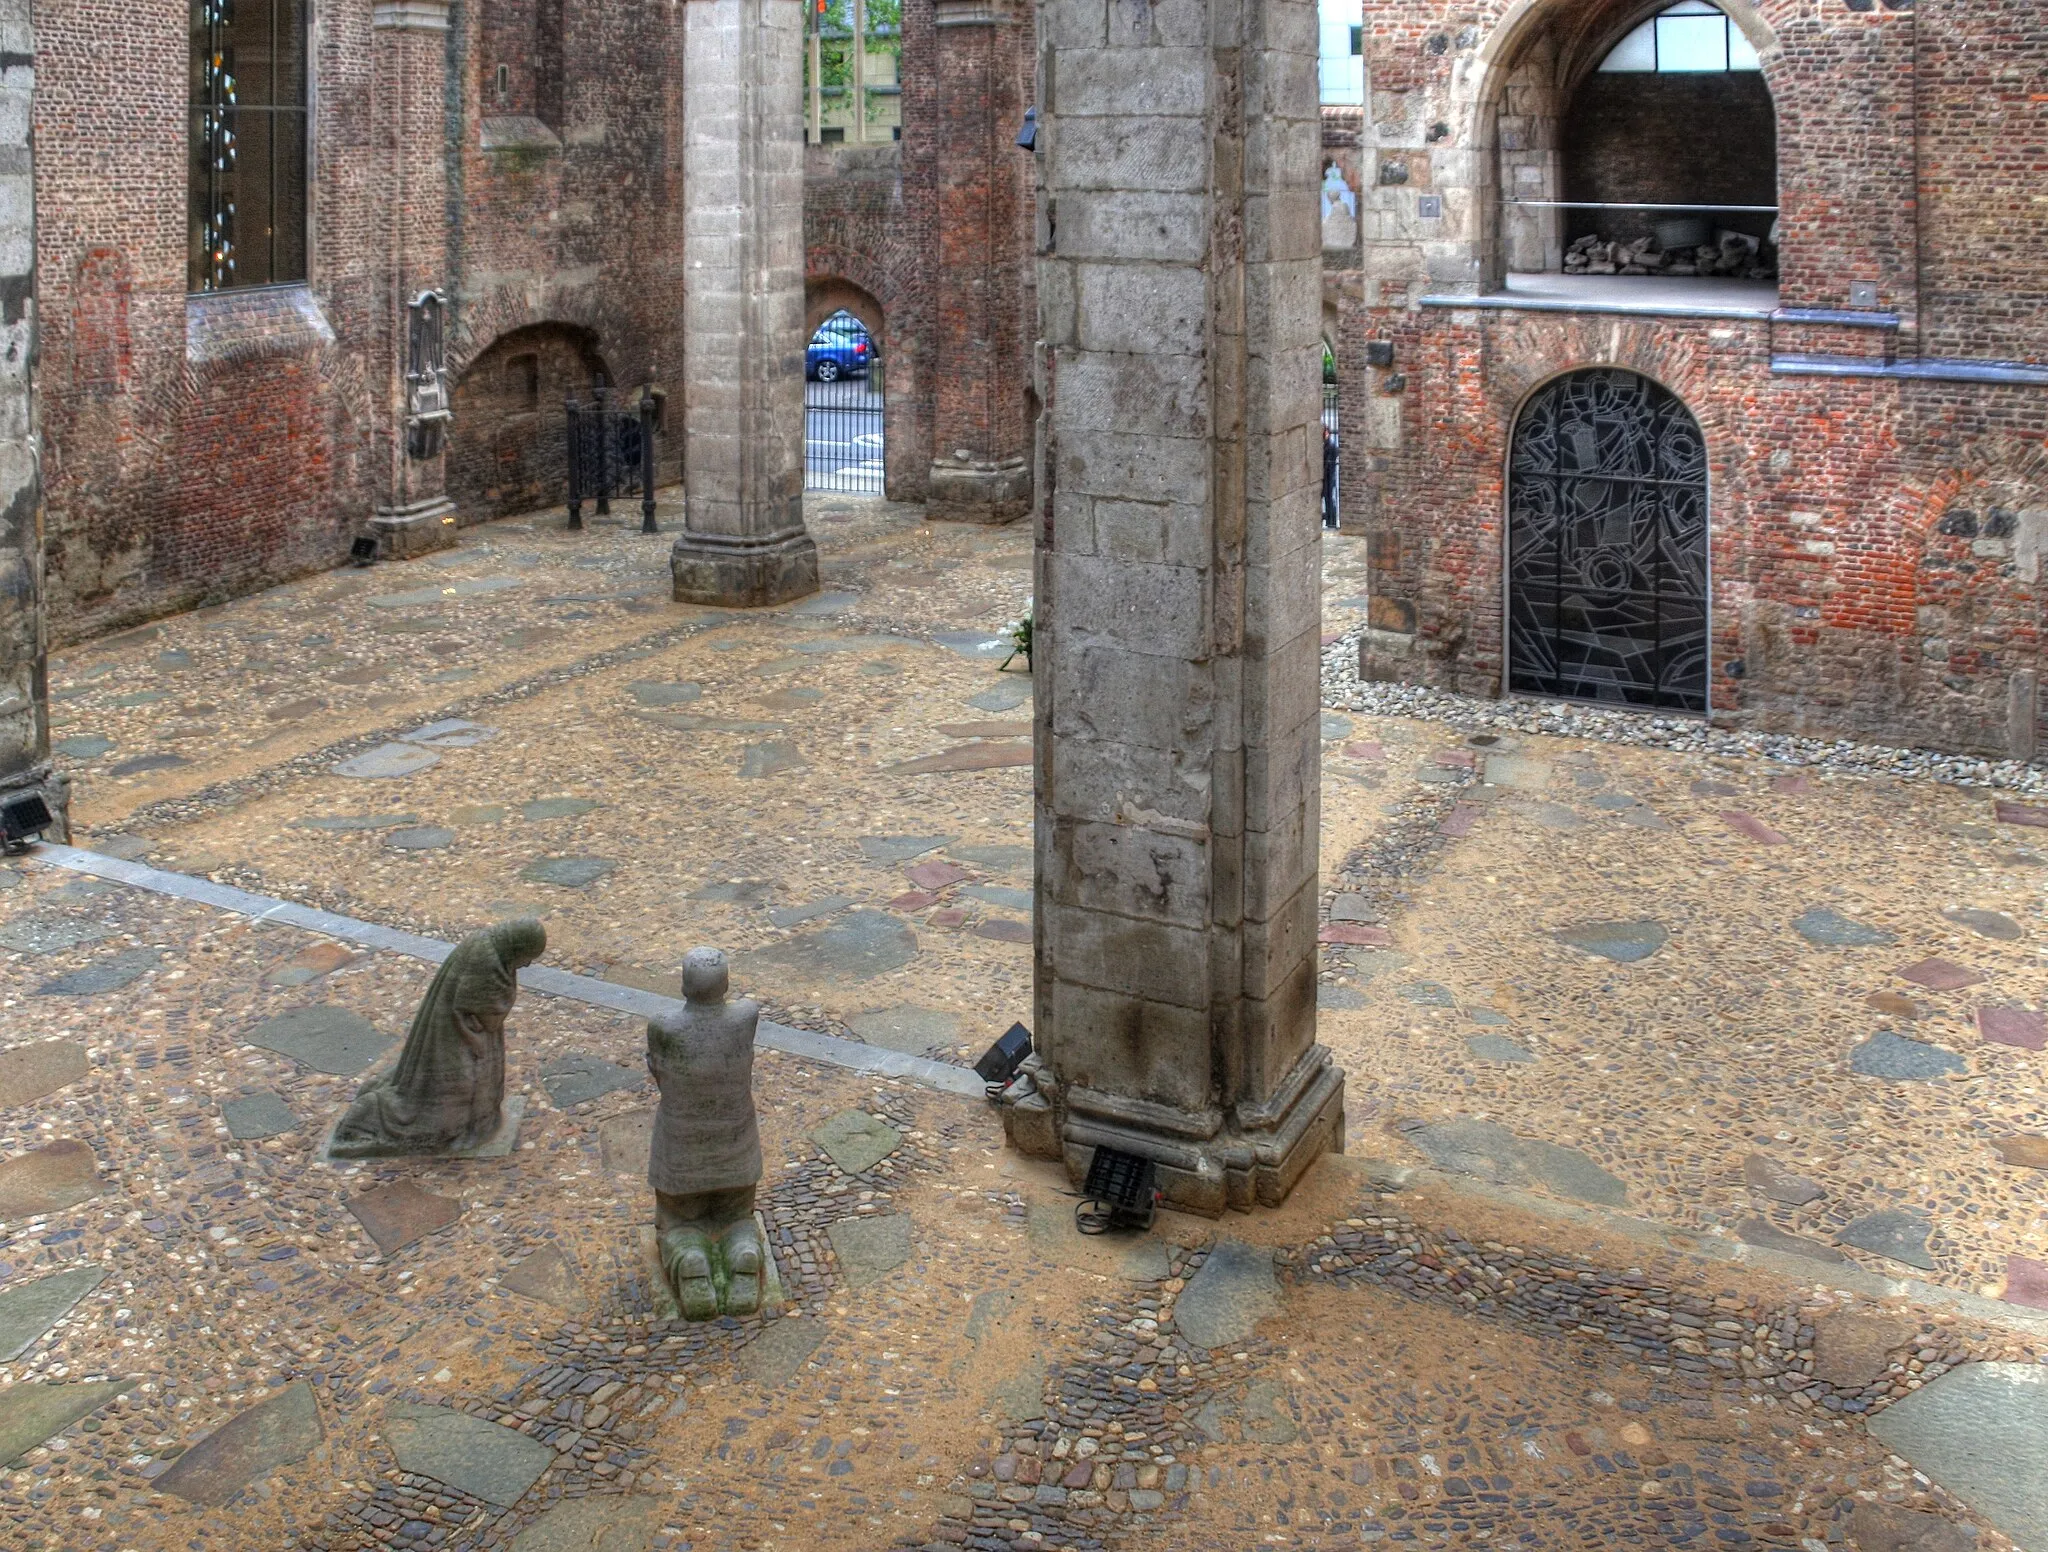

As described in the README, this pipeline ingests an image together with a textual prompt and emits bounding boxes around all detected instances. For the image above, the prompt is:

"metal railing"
[565,375,659,532]
[805,356,885,494]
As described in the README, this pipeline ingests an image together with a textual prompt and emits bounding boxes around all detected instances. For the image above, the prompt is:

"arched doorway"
[447,323,608,523]
[803,308,884,493]
[1506,368,1707,710]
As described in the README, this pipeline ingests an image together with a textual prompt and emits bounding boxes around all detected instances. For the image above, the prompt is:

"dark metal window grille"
[1507,368,1708,711]
[805,311,884,494]
[190,0,309,291]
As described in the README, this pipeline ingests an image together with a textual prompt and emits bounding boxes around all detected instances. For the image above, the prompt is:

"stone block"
[1051,117,1207,195]
[1048,553,1205,659]
[1045,901,1209,1008]
[1051,979,1213,1112]
[1074,262,1207,353]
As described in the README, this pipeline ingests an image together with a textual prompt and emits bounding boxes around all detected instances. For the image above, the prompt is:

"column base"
[670,529,820,607]
[926,458,1031,525]
[370,496,459,559]
[1002,1044,1347,1215]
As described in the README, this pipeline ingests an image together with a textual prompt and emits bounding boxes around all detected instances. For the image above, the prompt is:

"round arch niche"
[1506,367,1708,711]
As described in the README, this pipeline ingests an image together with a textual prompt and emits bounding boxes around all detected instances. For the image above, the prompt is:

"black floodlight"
[350,535,379,567]
[1075,1146,1158,1235]
[975,1022,1032,1094]
[1,790,53,853]
[1015,106,1037,151]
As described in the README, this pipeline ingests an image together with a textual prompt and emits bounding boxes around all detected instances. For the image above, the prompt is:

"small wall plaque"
[1848,281,1878,308]
[1417,195,1443,220]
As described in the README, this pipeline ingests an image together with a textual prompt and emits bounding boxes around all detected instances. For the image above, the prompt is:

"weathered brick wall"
[1338,0,2048,758]
[445,0,688,514]
[35,0,371,645]
[1916,0,2048,362]
[33,0,692,642]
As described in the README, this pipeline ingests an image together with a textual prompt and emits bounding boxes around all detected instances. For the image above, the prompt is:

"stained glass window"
[190,0,309,291]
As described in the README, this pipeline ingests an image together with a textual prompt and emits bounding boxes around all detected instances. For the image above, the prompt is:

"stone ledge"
[185,285,335,369]
[479,115,563,153]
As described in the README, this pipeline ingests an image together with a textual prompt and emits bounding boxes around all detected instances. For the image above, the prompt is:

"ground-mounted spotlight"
[975,1022,1032,1097]
[350,536,380,567]
[0,790,54,854]
[1074,1145,1159,1235]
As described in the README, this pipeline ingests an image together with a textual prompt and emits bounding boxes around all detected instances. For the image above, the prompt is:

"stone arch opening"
[446,322,608,525]
[1505,366,1708,709]
[1479,0,1778,291]
[802,283,886,495]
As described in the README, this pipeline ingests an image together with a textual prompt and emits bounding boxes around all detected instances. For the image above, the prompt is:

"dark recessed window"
[189,0,310,291]
[507,352,539,411]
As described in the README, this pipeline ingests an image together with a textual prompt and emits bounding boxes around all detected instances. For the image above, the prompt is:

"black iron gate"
[805,312,884,493]
[565,375,659,532]
[1506,368,1708,710]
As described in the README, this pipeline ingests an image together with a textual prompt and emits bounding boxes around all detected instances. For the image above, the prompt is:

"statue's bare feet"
[722,1218,763,1275]
[659,1228,719,1321]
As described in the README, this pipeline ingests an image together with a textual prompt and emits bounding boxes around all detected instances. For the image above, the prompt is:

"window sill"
[185,285,334,367]
[480,116,563,154]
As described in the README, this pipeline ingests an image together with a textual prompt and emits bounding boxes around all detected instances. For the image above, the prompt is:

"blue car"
[807,314,873,382]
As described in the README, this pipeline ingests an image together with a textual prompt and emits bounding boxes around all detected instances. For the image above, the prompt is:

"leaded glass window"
[190,0,309,291]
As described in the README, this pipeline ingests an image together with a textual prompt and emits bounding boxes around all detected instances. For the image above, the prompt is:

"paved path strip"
[29,842,985,1100]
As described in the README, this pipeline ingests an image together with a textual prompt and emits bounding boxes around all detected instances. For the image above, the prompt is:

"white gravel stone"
[1320,627,2048,797]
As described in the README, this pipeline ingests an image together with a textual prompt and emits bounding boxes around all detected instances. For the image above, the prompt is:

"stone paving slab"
[499,1244,585,1311]
[384,1402,553,1507]
[1869,1363,2048,1550]
[827,1213,913,1288]
[510,1494,669,1552]
[810,1109,904,1175]
[0,1139,100,1216]
[154,1380,322,1505]
[346,1180,464,1256]
[0,1041,89,1109]
[1174,1239,1280,1351]
[220,1090,300,1140]
[243,1005,393,1075]
[0,1380,130,1464]
[0,1266,106,1360]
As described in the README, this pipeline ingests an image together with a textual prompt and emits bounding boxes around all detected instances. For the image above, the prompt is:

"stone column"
[0,0,64,838]
[1013,0,1344,1212]
[670,0,818,606]
[368,0,459,557]
[923,0,1033,525]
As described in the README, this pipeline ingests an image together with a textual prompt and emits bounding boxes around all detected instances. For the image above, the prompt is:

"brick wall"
[1561,73,1776,247]
[1336,0,2048,758]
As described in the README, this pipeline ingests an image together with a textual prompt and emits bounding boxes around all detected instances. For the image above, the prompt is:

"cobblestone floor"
[0,861,2030,1552]
[9,494,2045,1547]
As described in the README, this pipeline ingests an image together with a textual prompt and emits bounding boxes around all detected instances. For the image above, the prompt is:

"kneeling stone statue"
[331,918,546,1158]
[648,947,765,1319]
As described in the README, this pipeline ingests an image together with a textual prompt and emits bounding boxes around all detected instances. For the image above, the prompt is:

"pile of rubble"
[1564,228,1774,281]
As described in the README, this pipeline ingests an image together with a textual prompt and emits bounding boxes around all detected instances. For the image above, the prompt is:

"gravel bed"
[1321,628,2048,796]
